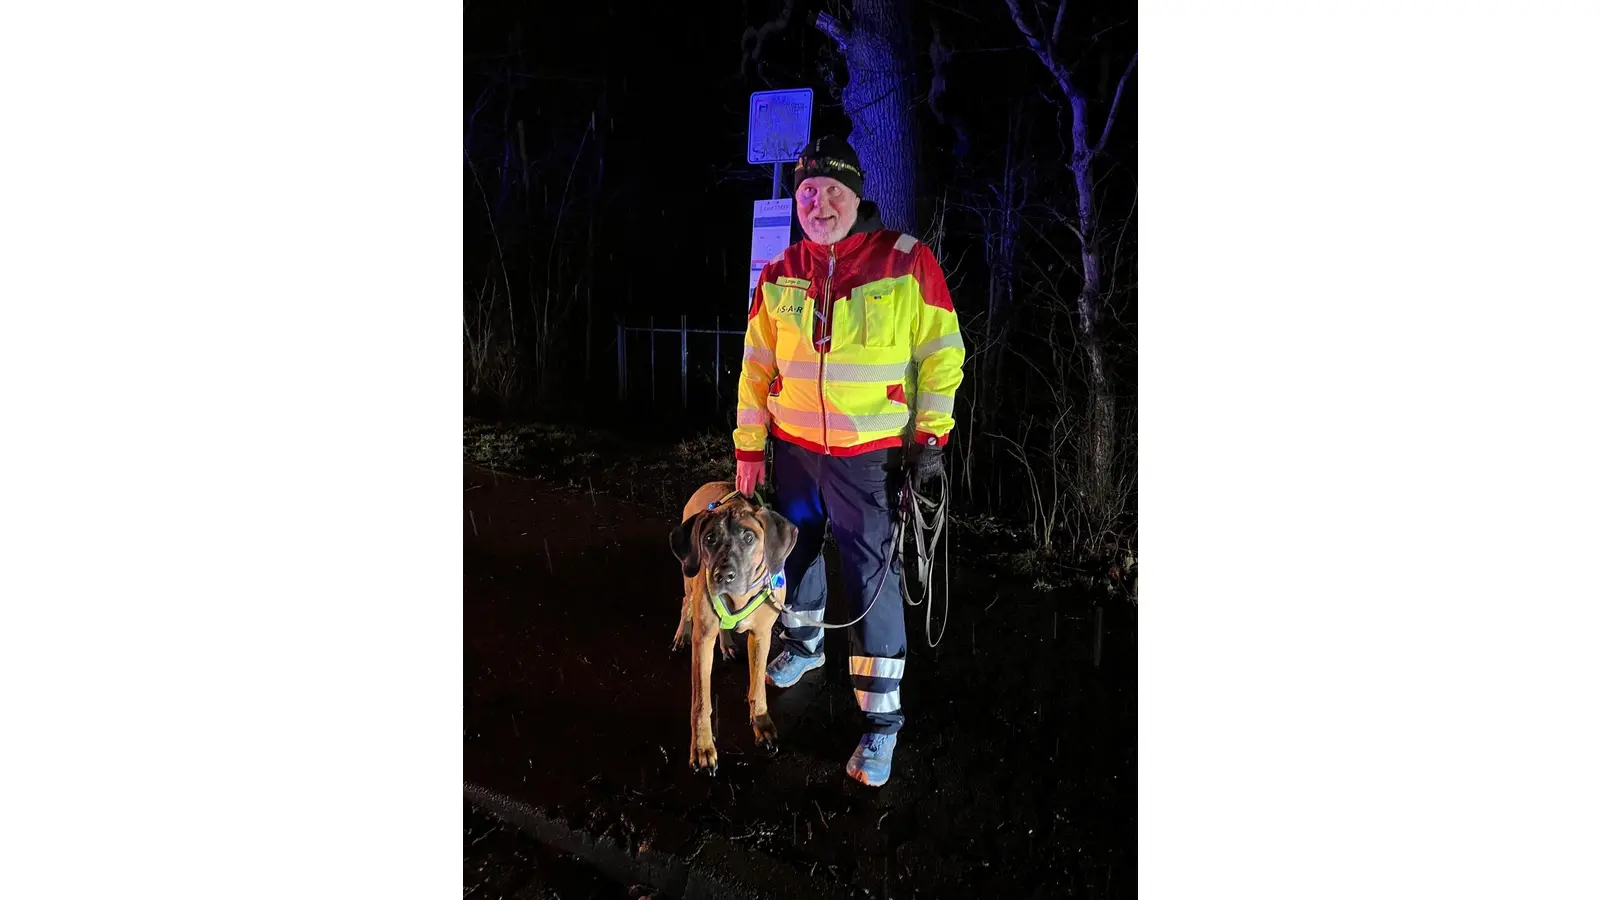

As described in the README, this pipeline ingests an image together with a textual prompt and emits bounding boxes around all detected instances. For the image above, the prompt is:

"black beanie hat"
[793,135,865,197]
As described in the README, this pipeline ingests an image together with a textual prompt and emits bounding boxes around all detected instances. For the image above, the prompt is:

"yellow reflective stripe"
[737,407,769,426]
[844,411,909,432]
[769,402,909,435]
[745,345,776,366]
[918,393,956,414]
[769,402,823,428]
[912,332,963,362]
[823,361,910,382]
[849,656,905,679]
[779,358,920,382]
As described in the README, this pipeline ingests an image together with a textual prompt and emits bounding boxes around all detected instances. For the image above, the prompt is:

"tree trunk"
[819,0,918,234]
[1003,0,1136,552]
[1067,91,1115,513]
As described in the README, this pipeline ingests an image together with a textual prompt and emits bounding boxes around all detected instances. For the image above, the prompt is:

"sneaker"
[765,650,824,688]
[845,732,898,787]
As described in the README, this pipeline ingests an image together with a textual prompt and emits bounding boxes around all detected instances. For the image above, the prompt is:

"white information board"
[749,199,793,296]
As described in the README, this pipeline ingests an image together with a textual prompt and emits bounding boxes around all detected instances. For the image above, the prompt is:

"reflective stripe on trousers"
[770,438,908,735]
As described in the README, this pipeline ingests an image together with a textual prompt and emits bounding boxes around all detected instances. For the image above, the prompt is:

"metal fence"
[616,316,748,414]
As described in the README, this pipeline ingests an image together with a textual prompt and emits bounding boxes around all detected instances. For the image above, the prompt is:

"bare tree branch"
[814,11,851,50]
[465,154,516,346]
[710,162,775,187]
[924,0,983,23]
[1018,215,1083,279]
[1051,0,1067,48]
[1091,52,1138,159]
[740,0,796,77]
[1087,18,1130,44]
[544,114,594,295]
[1034,199,1086,243]
[1005,0,1046,60]
[1004,0,1081,102]
[1104,191,1138,325]
[928,21,971,156]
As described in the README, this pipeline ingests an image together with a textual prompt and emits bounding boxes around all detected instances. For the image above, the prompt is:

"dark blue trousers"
[771,438,907,735]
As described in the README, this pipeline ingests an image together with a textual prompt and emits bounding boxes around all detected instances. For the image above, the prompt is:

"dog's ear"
[669,512,705,579]
[757,507,799,576]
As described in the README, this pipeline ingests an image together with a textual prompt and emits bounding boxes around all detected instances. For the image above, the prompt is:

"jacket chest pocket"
[767,279,812,337]
[852,280,903,348]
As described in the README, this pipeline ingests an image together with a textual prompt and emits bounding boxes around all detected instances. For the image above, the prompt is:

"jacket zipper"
[819,246,835,455]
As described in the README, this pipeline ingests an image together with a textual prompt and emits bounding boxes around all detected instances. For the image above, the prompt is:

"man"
[733,135,965,787]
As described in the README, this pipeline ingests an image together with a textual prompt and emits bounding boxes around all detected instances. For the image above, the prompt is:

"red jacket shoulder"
[766,243,807,279]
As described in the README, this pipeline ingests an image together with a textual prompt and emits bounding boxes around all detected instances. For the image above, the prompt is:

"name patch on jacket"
[775,276,811,289]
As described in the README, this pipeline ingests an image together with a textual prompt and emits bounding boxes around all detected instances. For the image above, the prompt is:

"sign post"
[746,89,813,299]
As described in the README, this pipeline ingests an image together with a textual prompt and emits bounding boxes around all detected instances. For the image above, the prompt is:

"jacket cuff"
[734,448,766,463]
[912,430,949,449]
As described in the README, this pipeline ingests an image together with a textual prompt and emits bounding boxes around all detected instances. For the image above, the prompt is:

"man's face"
[796,176,860,245]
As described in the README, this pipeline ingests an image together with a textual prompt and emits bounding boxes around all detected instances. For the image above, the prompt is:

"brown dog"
[669,481,799,774]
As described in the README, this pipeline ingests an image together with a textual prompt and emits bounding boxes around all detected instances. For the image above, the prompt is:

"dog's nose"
[715,568,735,585]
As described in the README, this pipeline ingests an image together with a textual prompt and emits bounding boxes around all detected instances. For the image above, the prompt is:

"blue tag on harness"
[773,572,786,589]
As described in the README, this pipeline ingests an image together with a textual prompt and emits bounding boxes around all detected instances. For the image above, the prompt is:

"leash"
[782,506,904,633]
[899,468,951,647]
[779,464,950,649]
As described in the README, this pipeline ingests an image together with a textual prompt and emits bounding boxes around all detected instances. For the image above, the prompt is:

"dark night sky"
[462,0,1071,323]
[466,0,795,319]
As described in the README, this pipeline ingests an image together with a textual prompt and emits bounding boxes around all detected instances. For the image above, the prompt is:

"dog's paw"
[750,712,779,755]
[689,736,719,775]
[718,637,736,661]
[671,617,690,652]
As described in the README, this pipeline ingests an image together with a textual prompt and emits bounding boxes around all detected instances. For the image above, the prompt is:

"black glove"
[907,442,944,493]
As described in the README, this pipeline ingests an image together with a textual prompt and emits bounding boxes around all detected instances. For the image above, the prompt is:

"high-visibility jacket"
[734,210,965,462]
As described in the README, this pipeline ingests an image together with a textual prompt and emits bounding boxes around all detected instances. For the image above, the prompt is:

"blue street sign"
[747,89,814,165]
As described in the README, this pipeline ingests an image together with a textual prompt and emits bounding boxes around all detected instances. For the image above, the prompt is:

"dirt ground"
[464,462,1136,898]
[465,801,638,899]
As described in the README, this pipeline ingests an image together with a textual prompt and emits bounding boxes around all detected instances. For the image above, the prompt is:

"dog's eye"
[742,531,755,546]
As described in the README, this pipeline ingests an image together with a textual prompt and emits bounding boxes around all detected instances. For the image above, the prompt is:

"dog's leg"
[671,598,690,651]
[689,626,719,774]
[746,626,778,752]
[718,628,736,661]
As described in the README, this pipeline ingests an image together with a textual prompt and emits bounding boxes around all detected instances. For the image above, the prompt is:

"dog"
[669,481,799,774]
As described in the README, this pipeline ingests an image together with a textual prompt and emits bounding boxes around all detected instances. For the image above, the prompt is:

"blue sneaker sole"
[765,654,824,687]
